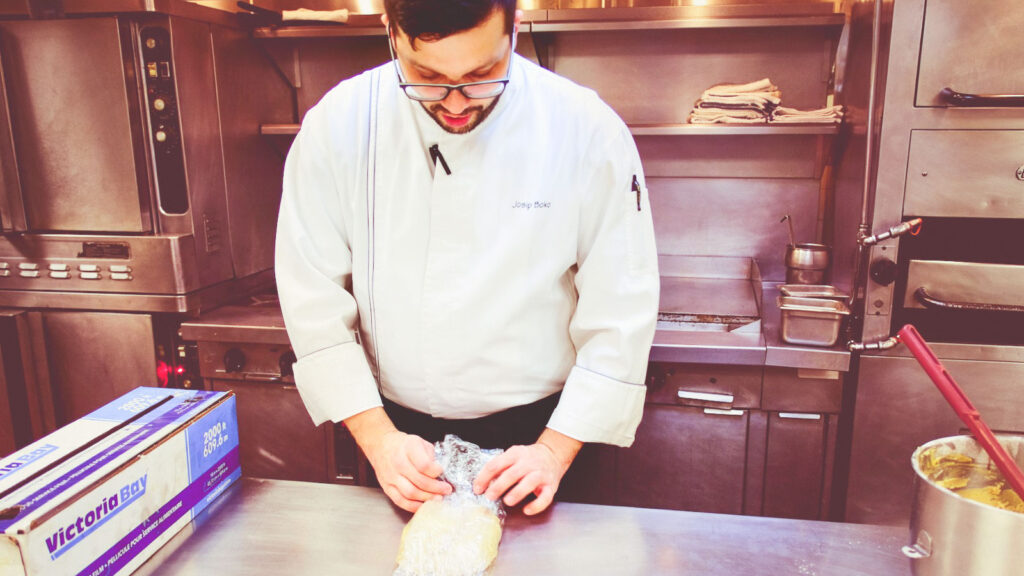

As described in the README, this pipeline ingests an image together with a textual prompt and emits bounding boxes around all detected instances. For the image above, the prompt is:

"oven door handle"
[939,87,1024,107]
[915,287,1024,313]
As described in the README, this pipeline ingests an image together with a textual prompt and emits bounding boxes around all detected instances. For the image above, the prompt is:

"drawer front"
[916,0,1024,107]
[646,363,762,410]
[905,130,1024,218]
[617,405,749,514]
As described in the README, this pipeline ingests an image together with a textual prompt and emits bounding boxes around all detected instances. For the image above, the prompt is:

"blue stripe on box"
[75,447,240,576]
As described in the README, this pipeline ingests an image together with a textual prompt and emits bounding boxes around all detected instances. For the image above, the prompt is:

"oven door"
[0,17,152,234]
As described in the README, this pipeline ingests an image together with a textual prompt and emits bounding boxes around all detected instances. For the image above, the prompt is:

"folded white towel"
[770,105,844,123]
[703,78,780,96]
[283,8,349,23]
[688,108,768,124]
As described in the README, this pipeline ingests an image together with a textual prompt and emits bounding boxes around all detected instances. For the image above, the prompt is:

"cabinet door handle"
[939,87,1024,107]
[703,408,745,417]
[778,412,822,420]
[678,390,734,405]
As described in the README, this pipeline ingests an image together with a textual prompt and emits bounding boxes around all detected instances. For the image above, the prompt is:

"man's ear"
[381,13,389,28]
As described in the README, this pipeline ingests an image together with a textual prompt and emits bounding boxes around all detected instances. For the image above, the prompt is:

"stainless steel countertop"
[137,478,910,576]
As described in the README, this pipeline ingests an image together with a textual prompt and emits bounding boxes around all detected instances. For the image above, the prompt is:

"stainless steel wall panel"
[42,312,157,425]
[293,38,389,117]
[168,17,234,288]
[636,135,820,179]
[212,26,294,278]
[915,0,1024,108]
[904,130,1024,218]
[847,354,1024,525]
[0,18,147,233]
[546,28,835,125]
[649,177,821,281]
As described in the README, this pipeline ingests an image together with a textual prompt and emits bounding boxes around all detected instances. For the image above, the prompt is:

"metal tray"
[778,296,850,347]
[779,284,850,300]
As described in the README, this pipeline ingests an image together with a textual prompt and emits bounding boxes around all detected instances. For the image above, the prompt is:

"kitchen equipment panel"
[846,353,1024,525]
[904,130,1024,218]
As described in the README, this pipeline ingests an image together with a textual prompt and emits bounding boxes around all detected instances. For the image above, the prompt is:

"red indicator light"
[176,365,186,375]
[156,361,170,387]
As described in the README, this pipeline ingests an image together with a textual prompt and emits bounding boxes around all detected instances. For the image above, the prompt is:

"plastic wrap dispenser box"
[0,387,240,576]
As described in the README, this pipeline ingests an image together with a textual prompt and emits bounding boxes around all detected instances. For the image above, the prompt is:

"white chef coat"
[276,54,659,447]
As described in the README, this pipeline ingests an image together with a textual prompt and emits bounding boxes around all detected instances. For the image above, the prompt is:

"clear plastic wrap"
[394,435,505,576]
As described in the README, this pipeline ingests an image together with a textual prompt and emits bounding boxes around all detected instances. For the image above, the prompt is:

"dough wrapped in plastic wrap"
[394,435,505,576]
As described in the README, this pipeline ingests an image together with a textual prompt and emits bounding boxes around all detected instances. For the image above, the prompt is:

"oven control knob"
[869,258,898,286]
[153,98,166,111]
[224,348,246,373]
[155,130,168,143]
[279,350,297,378]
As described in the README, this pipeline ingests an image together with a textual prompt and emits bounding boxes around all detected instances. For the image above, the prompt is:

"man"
[275,0,659,516]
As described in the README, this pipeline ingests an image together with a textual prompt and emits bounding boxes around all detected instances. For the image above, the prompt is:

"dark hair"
[384,0,516,45]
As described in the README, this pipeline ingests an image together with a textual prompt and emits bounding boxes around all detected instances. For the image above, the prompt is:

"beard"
[424,95,502,134]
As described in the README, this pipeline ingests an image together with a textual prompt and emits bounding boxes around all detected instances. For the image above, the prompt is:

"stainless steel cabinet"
[618,403,750,514]
[618,363,842,518]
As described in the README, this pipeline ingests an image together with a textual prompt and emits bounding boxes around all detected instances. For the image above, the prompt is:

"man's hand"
[345,407,451,512]
[473,428,582,516]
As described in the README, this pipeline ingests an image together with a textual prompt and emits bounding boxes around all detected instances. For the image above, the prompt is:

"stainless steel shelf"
[252,6,844,39]
[533,15,845,33]
[630,123,839,136]
[261,123,840,137]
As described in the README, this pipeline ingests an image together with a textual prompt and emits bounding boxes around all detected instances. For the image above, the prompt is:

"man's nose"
[441,89,471,114]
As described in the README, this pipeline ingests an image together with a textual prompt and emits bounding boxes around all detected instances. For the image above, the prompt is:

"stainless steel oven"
[0,2,293,454]
[0,3,292,313]
[846,0,1024,526]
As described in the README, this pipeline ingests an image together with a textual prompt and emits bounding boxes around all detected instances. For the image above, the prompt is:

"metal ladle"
[780,214,796,247]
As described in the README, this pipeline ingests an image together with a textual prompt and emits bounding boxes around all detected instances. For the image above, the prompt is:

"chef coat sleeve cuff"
[292,341,382,426]
[546,365,646,447]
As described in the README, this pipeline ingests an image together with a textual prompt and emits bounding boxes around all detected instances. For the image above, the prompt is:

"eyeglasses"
[387,26,515,102]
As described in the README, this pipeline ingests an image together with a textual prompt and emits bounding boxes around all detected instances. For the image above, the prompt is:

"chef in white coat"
[276,0,659,515]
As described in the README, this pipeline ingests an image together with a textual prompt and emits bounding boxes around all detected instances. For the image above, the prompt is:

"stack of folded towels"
[687,78,843,124]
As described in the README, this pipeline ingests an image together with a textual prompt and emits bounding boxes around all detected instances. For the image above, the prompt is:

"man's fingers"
[523,485,555,516]
[407,437,444,478]
[383,484,421,513]
[394,476,437,503]
[502,471,543,507]
[406,468,452,495]
[483,463,527,501]
[474,450,516,494]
